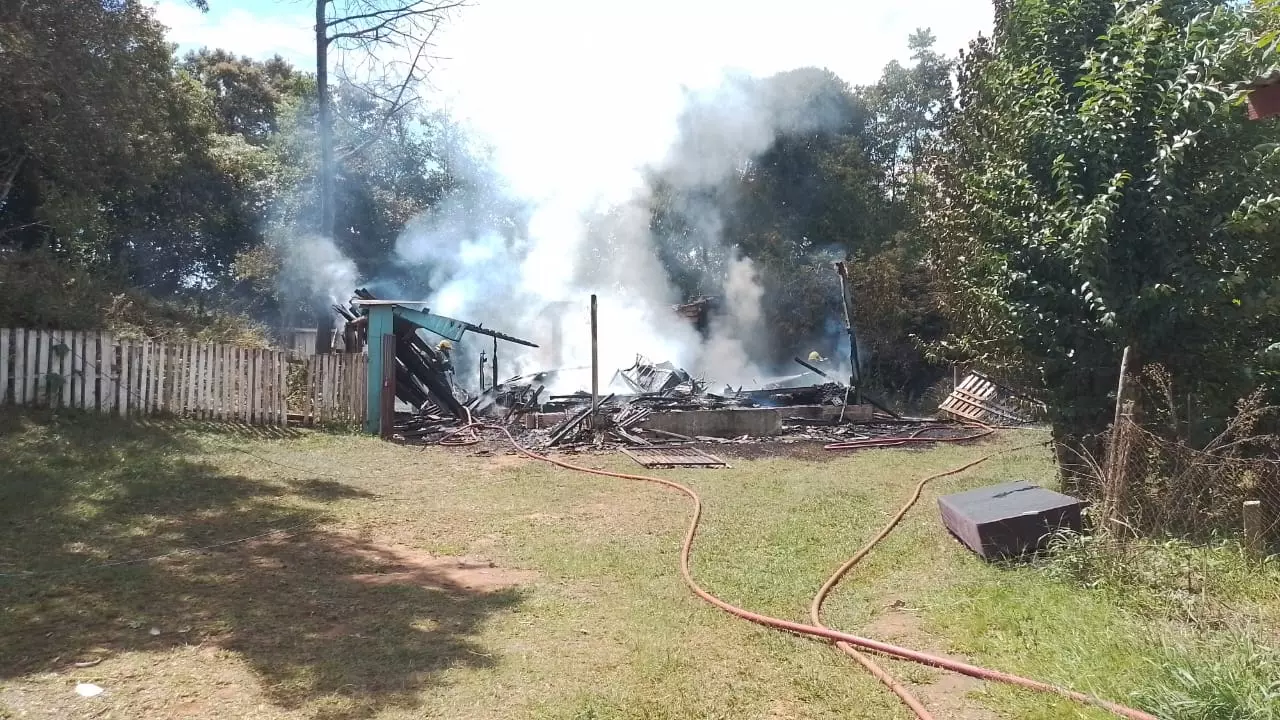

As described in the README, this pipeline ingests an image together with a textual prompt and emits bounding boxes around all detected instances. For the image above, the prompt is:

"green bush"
[0,250,272,346]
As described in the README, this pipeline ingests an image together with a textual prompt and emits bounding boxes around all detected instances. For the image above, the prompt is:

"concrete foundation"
[785,403,874,422]
[641,408,783,438]
[521,403,873,437]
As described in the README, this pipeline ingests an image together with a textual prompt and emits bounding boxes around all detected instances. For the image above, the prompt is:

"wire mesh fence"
[1090,370,1280,550]
[1101,416,1280,543]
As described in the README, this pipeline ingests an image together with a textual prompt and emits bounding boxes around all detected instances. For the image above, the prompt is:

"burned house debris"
[336,289,539,432]
[389,347,874,451]
[327,284,911,451]
[673,296,718,338]
[327,256,1023,462]
[612,356,700,395]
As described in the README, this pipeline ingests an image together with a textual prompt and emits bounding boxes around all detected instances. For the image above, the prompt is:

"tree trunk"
[314,0,337,356]
[314,308,334,355]
[315,0,334,242]
[1050,344,1140,500]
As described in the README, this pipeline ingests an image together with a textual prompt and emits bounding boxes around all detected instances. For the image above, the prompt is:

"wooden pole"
[1103,345,1136,522]
[492,335,499,388]
[590,294,599,429]
[834,262,861,405]
[1113,345,1132,430]
[379,334,396,440]
[1244,500,1265,558]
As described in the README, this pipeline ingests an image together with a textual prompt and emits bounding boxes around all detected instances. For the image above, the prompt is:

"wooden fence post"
[1244,500,1265,558]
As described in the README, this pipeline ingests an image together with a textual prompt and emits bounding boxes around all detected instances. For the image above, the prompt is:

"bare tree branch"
[324,1,421,28]
[312,0,465,265]
[341,53,425,154]
[327,1,452,161]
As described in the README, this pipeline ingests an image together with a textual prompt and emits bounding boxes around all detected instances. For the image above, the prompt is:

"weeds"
[1042,529,1276,625]
[1135,635,1280,720]
[1037,529,1280,719]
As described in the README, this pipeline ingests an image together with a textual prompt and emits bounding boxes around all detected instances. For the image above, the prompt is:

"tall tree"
[309,0,463,350]
[928,0,1280,478]
[0,0,179,248]
[864,29,953,203]
[181,49,311,143]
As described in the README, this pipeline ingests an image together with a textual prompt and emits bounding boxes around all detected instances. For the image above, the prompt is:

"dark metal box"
[938,480,1086,560]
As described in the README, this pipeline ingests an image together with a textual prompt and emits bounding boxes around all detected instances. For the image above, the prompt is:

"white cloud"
[150,0,313,65]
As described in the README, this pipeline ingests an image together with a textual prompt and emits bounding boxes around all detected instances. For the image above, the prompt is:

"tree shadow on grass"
[0,410,525,719]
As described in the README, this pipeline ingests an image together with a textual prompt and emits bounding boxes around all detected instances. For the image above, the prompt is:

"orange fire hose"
[435,422,1157,720]
[807,450,998,719]
[810,422,997,718]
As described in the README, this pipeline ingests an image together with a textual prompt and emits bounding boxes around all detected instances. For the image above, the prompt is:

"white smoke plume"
[385,69,855,392]
[278,233,360,307]
[697,252,766,388]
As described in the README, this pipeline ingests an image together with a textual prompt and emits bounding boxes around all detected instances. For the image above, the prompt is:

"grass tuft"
[1136,635,1280,720]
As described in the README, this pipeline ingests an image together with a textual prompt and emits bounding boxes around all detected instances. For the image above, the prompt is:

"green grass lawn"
[0,410,1276,719]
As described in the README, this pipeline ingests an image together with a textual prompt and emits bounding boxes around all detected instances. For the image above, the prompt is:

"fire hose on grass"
[807,450,999,720]
[437,423,1158,720]
[811,422,999,717]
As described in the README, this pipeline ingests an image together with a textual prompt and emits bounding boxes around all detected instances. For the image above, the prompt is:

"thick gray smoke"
[391,70,850,391]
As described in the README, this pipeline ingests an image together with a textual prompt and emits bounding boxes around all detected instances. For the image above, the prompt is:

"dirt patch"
[346,541,533,592]
[248,532,536,592]
[860,599,999,720]
[350,558,532,592]
[463,447,531,469]
[521,512,564,524]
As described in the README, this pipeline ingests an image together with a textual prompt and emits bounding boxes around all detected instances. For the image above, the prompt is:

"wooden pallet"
[621,446,729,469]
[939,372,1041,425]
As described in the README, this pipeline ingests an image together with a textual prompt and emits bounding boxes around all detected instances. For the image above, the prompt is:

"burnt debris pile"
[336,289,467,419]
[407,353,869,449]
[329,288,948,449]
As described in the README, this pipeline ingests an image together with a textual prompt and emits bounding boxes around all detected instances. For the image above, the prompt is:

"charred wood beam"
[794,356,830,378]
[548,393,615,446]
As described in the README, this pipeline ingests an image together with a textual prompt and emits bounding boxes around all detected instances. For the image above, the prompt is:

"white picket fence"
[0,328,369,425]
[292,353,369,424]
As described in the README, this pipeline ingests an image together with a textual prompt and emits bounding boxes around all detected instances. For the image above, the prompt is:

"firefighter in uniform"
[436,340,454,372]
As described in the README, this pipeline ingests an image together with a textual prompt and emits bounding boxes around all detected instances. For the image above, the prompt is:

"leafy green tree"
[0,0,180,249]
[850,30,957,399]
[181,49,312,143]
[928,0,1280,474]
[864,28,953,204]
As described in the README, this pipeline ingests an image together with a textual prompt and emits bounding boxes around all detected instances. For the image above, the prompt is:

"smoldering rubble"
[333,288,916,452]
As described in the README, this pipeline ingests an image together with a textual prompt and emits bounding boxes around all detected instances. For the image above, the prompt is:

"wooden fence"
[0,329,366,425]
[291,353,369,424]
